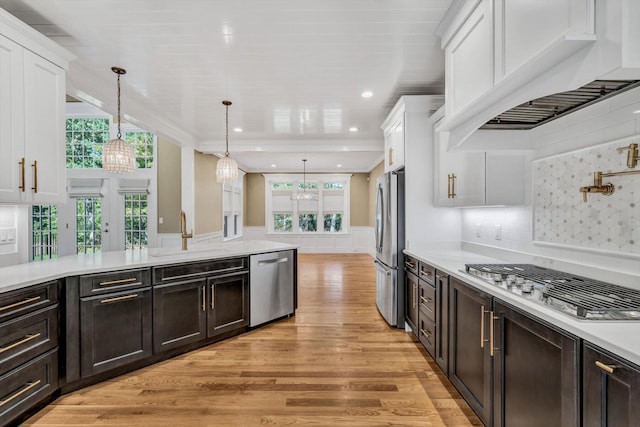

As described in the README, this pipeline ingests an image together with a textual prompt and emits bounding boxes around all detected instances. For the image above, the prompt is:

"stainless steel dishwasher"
[249,250,294,327]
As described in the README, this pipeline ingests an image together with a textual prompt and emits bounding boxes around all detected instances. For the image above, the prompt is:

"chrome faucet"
[179,210,193,250]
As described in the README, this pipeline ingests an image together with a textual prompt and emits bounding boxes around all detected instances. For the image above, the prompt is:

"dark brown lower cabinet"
[583,342,640,427]
[207,272,249,337]
[405,270,419,335]
[153,279,207,353]
[80,288,152,377]
[434,270,448,374]
[448,277,493,426]
[492,300,579,427]
[417,308,435,356]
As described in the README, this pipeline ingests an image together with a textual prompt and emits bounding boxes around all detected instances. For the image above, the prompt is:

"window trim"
[263,173,352,235]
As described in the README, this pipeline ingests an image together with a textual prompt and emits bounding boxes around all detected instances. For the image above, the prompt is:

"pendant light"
[103,66,135,173]
[216,100,239,183]
[291,159,319,200]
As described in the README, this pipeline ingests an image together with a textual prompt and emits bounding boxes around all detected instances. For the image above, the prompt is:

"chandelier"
[103,66,135,173]
[291,159,319,200]
[216,100,239,183]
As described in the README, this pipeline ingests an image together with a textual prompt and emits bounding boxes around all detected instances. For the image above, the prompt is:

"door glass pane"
[32,205,58,261]
[76,197,102,253]
[124,194,148,250]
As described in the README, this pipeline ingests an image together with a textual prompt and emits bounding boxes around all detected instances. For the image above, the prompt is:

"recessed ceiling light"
[633,109,640,114]
[337,164,343,168]
[270,164,276,168]
[349,127,358,132]
[233,127,243,132]
[361,91,373,98]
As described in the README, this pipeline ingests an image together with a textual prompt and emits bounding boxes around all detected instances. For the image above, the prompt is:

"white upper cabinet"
[381,96,444,174]
[436,0,598,148]
[0,9,72,204]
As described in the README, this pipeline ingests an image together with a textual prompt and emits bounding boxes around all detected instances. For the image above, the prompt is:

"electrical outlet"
[475,224,482,238]
[159,217,164,224]
[495,225,502,241]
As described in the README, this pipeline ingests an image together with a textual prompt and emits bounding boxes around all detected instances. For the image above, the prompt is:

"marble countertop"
[0,240,296,294]
[404,246,640,367]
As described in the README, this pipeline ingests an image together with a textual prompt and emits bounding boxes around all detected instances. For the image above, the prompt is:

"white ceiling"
[0,0,450,172]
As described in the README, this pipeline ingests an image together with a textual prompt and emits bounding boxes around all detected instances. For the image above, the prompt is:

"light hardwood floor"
[25,253,481,426]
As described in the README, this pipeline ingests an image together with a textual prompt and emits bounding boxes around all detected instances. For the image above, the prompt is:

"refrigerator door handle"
[374,259,392,276]
[375,185,384,252]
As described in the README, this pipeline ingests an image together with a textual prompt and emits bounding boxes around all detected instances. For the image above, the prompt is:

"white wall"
[244,226,373,254]
[461,86,640,286]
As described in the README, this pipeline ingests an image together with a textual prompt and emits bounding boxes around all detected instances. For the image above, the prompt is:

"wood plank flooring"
[25,253,481,426]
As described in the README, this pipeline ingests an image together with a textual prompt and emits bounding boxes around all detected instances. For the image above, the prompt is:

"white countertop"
[405,247,640,367]
[0,240,296,294]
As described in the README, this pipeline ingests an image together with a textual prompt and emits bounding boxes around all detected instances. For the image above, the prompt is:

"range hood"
[481,80,640,130]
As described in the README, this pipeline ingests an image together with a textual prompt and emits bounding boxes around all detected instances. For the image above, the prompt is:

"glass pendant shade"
[103,137,135,173]
[216,155,239,183]
[103,66,135,173]
[291,159,319,200]
[216,100,239,183]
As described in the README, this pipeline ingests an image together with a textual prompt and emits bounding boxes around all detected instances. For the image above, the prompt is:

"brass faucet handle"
[616,143,639,168]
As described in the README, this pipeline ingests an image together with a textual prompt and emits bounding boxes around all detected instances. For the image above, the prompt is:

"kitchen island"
[0,240,297,427]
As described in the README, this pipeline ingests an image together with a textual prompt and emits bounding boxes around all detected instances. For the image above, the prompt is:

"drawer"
[418,262,435,284]
[79,268,151,297]
[404,255,418,275]
[0,282,58,324]
[417,310,435,357]
[0,306,58,375]
[0,350,58,426]
[418,282,435,321]
[153,257,248,284]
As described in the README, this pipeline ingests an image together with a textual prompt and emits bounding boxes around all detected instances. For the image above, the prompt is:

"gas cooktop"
[464,264,640,320]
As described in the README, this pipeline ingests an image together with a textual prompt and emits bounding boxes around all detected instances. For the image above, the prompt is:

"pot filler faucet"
[579,143,640,202]
[179,210,193,250]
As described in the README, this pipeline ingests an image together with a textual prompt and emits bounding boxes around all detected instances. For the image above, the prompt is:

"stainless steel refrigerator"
[374,170,405,328]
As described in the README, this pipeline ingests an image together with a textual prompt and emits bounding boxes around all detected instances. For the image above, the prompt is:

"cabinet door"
[448,277,492,425]
[207,273,248,337]
[584,343,640,427]
[485,152,526,206]
[405,271,418,334]
[434,126,486,207]
[80,288,152,377]
[434,270,449,375]
[153,279,207,353]
[493,300,579,427]
[446,0,494,115]
[0,34,25,203]
[23,51,66,204]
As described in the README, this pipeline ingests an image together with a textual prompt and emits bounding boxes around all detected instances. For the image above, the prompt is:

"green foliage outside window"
[273,182,293,190]
[323,182,344,190]
[273,213,293,232]
[298,182,318,190]
[298,213,317,232]
[126,132,154,169]
[76,198,102,254]
[32,205,58,261]
[324,213,342,232]
[124,194,148,249]
[66,118,109,168]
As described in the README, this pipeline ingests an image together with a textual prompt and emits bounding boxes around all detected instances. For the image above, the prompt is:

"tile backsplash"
[533,138,639,255]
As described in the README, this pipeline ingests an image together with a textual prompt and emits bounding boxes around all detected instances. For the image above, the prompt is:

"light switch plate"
[495,225,502,241]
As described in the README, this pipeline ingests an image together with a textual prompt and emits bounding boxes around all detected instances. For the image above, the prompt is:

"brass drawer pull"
[480,305,486,348]
[210,284,215,309]
[405,262,416,269]
[413,283,417,308]
[595,361,616,374]
[202,286,206,312]
[420,296,432,304]
[99,278,139,287]
[31,160,38,193]
[419,270,432,278]
[18,157,25,192]
[0,333,41,355]
[420,329,431,339]
[0,296,41,312]
[0,380,41,407]
[100,294,138,304]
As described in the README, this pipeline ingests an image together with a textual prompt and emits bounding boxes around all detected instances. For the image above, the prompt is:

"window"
[265,174,351,234]
[66,118,110,168]
[32,205,58,261]
[124,194,148,250]
[126,132,154,169]
[76,197,102,253]
[222,178,243,240]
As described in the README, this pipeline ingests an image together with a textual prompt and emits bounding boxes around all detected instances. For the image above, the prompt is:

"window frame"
[264,173,352,235]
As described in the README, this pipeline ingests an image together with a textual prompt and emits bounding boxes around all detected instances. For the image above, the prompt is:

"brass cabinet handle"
[489,311,499,357]
[480,305,486,348]
[595,361,616,374]
[100,293,138,304]
[99,278,139,287]
[201,286,206,312]
[419,270,432,278]
[210,284,215,310]
[447,174,452,198]
[18,158,25,191]
[451,173,456,198]
[0,333,41,355]
[405,262,416,269]
[420,295,433,305]
[420,329,431,339]
[0,296,41,312]
[31,160,38,193]
[0,380,41,407]
[412,283,417,308]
